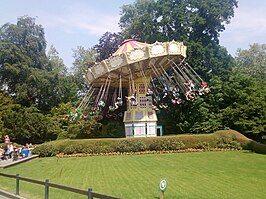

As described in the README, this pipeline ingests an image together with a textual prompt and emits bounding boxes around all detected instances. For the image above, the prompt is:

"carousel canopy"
[113,39,149,56]
[84,39,187,87]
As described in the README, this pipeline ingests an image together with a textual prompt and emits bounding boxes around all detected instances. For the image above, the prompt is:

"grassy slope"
[0,151,265,199]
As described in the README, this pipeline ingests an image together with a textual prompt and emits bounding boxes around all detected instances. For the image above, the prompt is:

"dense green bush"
[247,141,266,154]
[115,139,147,152]
[32,130,266,157]
[81,143,113,154]
[195,142,210,150]
[32,143,60,157]
[216,137,242,150]
[62,144,84,154]
[149,139,185,151]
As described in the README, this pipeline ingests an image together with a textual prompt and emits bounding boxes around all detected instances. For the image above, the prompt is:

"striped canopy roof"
[113,39,149,56]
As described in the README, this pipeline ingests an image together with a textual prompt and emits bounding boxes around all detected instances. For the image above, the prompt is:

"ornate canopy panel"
[84,40,187,87]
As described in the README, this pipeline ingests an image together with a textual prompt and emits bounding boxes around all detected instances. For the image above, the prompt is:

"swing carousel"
[79,39,209,137]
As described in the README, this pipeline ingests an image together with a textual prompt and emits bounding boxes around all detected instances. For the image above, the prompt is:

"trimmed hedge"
[247,140,266,154]
[32,130,266,157]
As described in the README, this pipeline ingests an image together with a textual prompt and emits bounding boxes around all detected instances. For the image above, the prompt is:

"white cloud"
[37,8,120,36]
[228,7,266,38]
[74,15,120,35]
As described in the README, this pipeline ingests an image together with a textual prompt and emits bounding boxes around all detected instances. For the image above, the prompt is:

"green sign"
[159,179,167,192]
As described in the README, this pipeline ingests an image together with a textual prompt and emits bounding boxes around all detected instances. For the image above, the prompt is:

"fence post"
[16,174,19,195]
[45,179,49,199]
[88,188,93,199]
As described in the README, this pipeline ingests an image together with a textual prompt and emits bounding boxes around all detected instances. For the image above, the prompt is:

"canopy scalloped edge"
[85,40,187,86]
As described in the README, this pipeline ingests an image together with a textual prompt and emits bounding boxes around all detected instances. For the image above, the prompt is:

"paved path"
[0,155,38,168]
[0,195,9,199]
[0,190,27,199]
[0,159,13,167]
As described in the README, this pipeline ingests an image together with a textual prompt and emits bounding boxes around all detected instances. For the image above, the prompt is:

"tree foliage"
[235,43,266,80]
[2,106,60,144]
[0,17,81,144]
[72,46,96,94]
[93,32,122,62]
[47,45,67,75]
[120,0,238,44]
[0,16,47,69]
[220,74,265,141]
[0,16,79,112]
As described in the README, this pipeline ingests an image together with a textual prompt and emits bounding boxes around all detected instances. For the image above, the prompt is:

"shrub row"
[31,130,262,157]
[247,140,266,154]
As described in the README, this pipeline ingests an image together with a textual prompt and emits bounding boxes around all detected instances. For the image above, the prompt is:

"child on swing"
[125,91,137,106]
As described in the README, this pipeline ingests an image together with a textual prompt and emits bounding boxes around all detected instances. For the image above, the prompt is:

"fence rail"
[0,172,122,199]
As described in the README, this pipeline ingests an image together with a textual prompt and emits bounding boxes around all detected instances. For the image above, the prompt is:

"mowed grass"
[0,151,265,199]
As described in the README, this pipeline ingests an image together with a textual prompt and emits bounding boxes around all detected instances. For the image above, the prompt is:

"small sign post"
[159,179,167,199]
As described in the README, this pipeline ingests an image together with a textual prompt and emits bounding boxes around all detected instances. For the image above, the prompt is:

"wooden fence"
[0,173,122,199]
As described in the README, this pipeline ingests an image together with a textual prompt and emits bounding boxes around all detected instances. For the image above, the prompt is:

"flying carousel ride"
[74,39,209,137]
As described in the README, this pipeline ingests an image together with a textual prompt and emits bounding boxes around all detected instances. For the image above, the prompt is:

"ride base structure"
[124,76,158,137]
[79,39,208,138]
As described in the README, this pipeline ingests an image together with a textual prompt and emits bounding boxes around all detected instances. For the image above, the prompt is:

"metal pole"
[16,174,19,195]
[88,188,92,199]
[45,179,49,199]
[160,191,164,199]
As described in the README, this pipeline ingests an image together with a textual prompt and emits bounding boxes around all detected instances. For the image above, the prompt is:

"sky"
[1,0,266,69]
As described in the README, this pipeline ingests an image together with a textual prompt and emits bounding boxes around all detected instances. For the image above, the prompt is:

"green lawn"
[0,151,265,199]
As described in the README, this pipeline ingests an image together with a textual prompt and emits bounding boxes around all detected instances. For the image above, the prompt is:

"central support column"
[123,77,158,137]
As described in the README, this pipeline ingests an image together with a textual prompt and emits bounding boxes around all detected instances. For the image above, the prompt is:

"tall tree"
[0,16,47,70]
[235,43,266,81]
[0,91,15,140]
[45,45,79,109]
[93,32,122,62]
[0,17,81,143]
[120,0,238,44]
[0,17,79,111]
[218,73,266,142]
[0,16,48,105]
[230,43,266,141]
[119,0,159,43]
[47,45,67,75]
[72,46,96,94]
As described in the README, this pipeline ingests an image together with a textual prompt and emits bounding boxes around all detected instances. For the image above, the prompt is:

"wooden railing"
[0,173,122,199]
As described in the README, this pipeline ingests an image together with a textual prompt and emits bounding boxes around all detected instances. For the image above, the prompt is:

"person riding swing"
[109,97,123,111]
[126,91,137,106]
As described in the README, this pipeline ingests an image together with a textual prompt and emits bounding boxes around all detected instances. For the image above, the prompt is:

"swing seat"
[116,100,123,106]
[131,100,138,106]
[98,101,105,107]
[109,106,116,112]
